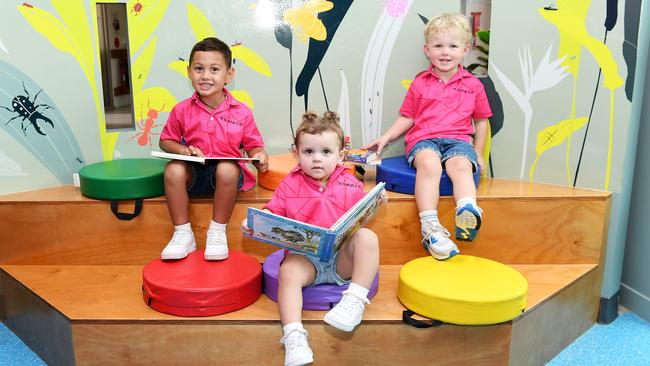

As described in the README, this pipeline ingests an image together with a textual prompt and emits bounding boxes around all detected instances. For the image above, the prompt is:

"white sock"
[282,322,304,335]
[457,197,477,208]
[209,220,227,232]
[174,223,192,232]
[346,282,369,301]
[419,210,439,224]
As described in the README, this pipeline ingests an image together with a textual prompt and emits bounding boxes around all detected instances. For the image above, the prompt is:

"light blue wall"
[620,0,650,322]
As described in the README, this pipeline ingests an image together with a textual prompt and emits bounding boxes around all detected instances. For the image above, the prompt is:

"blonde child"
[364,13,492,260]
[159,37,268,261]
[242,111,385,366]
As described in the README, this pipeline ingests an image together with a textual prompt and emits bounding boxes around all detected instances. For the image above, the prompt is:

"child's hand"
[380,189,388,204]
[362,135,391,156]
[476,155,485,175]
[252,151,269,173]
[241,217,253,237]
[180,145,204,157]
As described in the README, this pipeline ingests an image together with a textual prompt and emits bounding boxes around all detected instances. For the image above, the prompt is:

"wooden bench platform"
[0,178,611,365]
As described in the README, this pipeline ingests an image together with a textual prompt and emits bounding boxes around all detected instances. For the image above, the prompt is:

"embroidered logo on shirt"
[451,87,474,94]
[336,181,361,189]
[217,115,243,127]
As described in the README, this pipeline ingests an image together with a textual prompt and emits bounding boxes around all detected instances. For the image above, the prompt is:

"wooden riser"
[0,179,610,266]
[0,263,598,365]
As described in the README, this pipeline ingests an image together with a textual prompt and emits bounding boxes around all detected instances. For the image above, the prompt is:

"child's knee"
[279,256,315,284]
[164,162,189,182]
[352,228,379,251]
[445,156,473,175]
[215,162,240,185]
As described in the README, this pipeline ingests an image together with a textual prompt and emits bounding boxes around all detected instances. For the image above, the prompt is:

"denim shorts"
[288,251,350,286]
[187,162,244,195]
[407,138,478,173]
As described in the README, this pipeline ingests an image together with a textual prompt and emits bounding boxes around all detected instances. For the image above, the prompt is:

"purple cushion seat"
[262,250,379,310]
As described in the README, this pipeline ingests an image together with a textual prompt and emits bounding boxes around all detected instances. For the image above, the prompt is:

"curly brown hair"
[293,111,345,150]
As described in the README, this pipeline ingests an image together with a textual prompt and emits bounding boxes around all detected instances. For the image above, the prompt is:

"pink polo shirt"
[400,65,492,155]
[264,165,366,228]
[160,89,264,191]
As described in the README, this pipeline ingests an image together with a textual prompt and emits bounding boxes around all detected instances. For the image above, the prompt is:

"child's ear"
[291,144,298,159]
[225,67,235,85]
[338,148,346,163]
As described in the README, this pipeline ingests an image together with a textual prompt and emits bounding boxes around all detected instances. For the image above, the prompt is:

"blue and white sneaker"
[421,223,459,261]
[455,204,482,242]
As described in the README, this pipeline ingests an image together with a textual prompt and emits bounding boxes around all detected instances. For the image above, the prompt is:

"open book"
[247,182,385,261]
[151,151,259,164]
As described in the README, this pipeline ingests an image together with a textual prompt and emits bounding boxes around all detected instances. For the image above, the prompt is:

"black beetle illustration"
[1,82,54,136]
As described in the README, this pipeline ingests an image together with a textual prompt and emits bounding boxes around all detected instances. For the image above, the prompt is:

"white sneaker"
[160,230,196,260]
[323,291,369,332]
[422,222,459,261]
[281,328,313,366]
[204,229,229,260]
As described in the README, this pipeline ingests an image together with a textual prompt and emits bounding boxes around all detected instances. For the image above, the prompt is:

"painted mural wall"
[0,0,640,196]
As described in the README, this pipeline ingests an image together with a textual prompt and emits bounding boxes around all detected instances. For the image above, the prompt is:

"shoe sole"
[285,354,314,366]
[160,243,197,260]
[204,252,229,261]
[323,313,359,332]
[455,207,482,242]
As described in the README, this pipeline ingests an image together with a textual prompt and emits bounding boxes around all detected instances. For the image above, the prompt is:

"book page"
[151,151,259,163]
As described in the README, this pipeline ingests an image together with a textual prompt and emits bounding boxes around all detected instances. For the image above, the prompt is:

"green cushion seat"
[79,158,167,200]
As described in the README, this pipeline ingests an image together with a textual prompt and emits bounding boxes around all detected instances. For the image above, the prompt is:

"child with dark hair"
[159,37,268,261]
[242,111,385,366]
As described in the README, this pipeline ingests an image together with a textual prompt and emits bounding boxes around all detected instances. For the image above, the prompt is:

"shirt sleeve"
[159,105,183,142]
[473,84,493,119]
[263,180,287,216]
[242,114,265,151]
[399,79,421,118]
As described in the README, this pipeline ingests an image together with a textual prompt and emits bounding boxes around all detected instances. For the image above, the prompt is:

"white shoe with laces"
[421,222,459,260]
[204,229,229,260]
[281,328,313,366]
[160,230,196,260]
[323,290,370,332]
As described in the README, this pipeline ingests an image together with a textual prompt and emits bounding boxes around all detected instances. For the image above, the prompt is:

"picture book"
[151,151,259,164]
[344,149,380,165]
[247,182,386,261]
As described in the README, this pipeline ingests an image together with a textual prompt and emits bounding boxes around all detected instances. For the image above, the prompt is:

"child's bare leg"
[324,228,378,332]
[278,254,317,325]
[413,150,458,260]
[204,161,240,260]
[163,161,192,225]
[161,161,196,260]
[413,150,442,212]
[446,156,482,242]
[334,228,379,289]
[278,255,315,366]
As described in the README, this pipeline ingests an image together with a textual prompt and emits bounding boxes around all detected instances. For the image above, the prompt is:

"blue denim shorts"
[407,138,478,172]
[187,162,244,195]
[289,251,350,286]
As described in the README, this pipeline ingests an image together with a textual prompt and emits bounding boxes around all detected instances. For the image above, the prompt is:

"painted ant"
[1,82,54,136]
[130,101,164,146]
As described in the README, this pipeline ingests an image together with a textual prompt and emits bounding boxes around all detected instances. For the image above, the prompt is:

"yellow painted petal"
[535,117,588,155]
[232,44,272,77]
[231,90,255,109]
[18,6,79,61]
[128,0,171,53]
[402,79,412,90]
[133,87,178,121]
[132,37,157,93]
[187,3,215,41]
[52,0,93,68]
[168,60,189,78]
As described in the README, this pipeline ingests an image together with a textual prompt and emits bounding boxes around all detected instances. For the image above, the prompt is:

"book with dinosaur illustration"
[247,182,385,261]
[151,151,259,164]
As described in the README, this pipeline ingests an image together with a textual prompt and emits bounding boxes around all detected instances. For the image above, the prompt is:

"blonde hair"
[293,111,345,150]
[424,13,472,44]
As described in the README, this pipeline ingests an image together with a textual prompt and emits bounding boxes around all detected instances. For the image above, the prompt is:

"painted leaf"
[18,6,79,62]
[168,60,188,77]
[134,87,177,122]
[232,45,272,77]
[535,117,588,155]
[231,90,255,109]
[187,3,215,41]
[128,0,171,53]
[132,37,157,93]
[52,0,92,66]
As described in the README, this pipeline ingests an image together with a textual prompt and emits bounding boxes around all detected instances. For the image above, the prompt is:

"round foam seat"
[258,153,356,191]
[398,255,527,325]
[79,158,167,199]
[263,250,379,310]
[376,155,480,195]
[142,250,262,317]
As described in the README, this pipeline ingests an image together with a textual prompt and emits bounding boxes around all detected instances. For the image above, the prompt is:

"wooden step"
[0,262,598,365]
[0,179,610,266]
